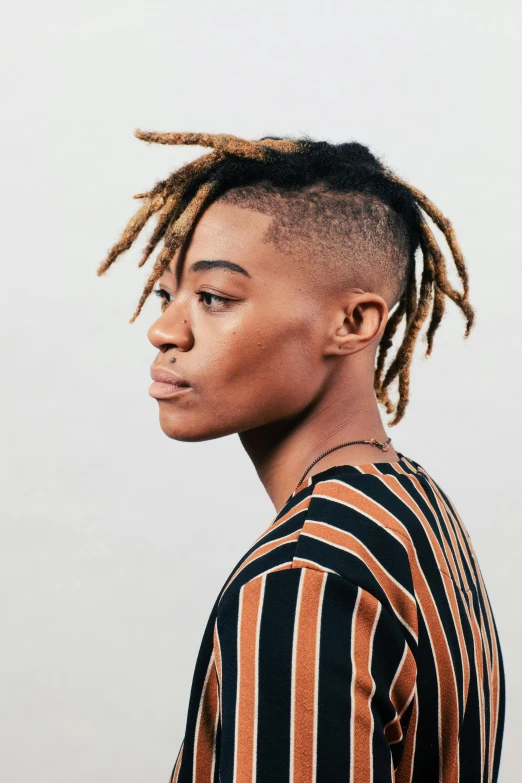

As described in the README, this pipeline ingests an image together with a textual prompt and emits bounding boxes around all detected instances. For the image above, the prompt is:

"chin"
[154,395,297,442]
[156,409,240,442]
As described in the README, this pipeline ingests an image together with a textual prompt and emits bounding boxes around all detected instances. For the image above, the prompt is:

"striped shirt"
[169,452,505,783]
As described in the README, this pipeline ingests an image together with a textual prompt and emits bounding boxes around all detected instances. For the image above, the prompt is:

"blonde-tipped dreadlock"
[97,129,475,427]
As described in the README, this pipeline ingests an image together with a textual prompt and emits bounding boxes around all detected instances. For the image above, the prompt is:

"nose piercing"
[170,357,176,363]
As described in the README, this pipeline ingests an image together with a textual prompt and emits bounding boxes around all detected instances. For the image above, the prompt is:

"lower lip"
[148,382,192,399]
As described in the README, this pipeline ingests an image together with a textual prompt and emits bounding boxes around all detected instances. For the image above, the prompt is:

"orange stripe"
[351,588,380,783]
[385,643,417,744]
[464,587,487,777]
[310,480,420,607]
[254,496,312,541]
[474,565,501,783]
[428,481,478,595]
[314,477,471,735]
[488,628,501,783]
[347,462,413,478]
[444,505,488,778]
[441,524,486,777]
[394,476,472,688]
[407,557,460,783]
[311,480,411,542]
[465,538,499,780]
[221,531,300,597]
[315,476,461,594]
[401,476,497,780]
[395,688,418,783]
[177,465,501,783]
[291,569,326,783]
[383,476,471,717]
[415,479,486,758]
[407,474,463,587]
[235,578,263,783]
[304,520,418,639]
[193,656,219,782]
[213,623,223,725]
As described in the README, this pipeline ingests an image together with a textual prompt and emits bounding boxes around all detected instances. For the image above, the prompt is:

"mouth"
[148,380,192,399]
[149,364,192,399]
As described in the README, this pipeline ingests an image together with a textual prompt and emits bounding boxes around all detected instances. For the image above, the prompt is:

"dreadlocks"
[97,130,475,427]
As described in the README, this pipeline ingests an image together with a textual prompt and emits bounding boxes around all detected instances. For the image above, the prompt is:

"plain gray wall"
[1,0,520,780]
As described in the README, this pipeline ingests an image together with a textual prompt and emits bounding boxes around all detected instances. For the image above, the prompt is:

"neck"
[239,378,399,513]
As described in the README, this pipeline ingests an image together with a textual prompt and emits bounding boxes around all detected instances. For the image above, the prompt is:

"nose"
[147,293,193,354]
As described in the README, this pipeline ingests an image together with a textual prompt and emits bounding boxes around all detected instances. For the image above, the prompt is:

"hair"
[217,181,411,309]
[97,130,475,426]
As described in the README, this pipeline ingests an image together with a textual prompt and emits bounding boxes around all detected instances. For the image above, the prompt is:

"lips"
[149,364,192,400]
[150,365,191,387]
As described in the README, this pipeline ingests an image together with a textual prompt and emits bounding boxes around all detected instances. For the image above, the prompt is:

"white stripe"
[253,501,311,542]
[252,574,266,783]
[312,572,327,783]
[218,559,296,608]
[290,569,305,783]
[214,624,224,725]
[233,587,244,783]
[170,740,184,783]
[290,556,340,575]
[192,652,216,783]
[389,641,408,701]
[210,693,220,783]
[367,602,381,783]
[300,525,418,642]
[349,588,362,783]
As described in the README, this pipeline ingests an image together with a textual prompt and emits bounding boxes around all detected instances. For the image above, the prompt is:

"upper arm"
[214,566,417,783]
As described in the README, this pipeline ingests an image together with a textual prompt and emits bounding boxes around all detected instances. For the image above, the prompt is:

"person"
[98,131,505,783]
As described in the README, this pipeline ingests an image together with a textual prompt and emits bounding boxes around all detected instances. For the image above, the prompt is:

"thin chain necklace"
[293,437,392,494]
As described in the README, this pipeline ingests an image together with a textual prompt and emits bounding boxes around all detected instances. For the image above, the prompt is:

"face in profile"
[147,200,339,442]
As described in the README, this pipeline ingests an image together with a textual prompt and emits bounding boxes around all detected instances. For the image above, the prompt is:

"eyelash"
[153,287,232,311]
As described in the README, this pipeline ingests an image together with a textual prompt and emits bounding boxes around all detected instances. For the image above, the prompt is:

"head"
[98,131,475,439]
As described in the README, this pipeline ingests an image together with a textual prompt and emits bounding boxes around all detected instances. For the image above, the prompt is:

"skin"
[147,200,400,513]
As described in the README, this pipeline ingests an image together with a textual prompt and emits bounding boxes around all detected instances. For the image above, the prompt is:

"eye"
[153,287,171,311]
[195,290,233,310]
[153,287,233,313]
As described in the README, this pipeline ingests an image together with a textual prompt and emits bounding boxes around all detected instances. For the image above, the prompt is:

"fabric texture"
[168,452,505,783]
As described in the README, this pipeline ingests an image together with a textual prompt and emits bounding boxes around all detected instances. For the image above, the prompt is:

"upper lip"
[150,365,191,386]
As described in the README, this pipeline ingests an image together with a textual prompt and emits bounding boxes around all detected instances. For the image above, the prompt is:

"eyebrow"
[165,259,251,278]
[189,259,251,277]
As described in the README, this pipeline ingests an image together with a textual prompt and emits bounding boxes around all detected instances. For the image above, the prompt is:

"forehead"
[168,201,287,280]
[192,200,273,245]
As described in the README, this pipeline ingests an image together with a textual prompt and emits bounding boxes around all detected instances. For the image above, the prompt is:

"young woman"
[99,131,505,783]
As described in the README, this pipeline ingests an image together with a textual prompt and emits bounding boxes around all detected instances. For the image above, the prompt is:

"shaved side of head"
[216,180,414,311]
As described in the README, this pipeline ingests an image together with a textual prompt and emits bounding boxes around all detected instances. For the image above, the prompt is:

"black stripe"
[256,569,300,780]
[316,573,356,781]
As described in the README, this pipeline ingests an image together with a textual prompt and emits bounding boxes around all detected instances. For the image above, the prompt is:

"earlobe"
[324,338,352,356]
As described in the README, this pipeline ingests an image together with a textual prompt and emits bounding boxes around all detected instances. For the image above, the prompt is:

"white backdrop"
[1,1,520,780]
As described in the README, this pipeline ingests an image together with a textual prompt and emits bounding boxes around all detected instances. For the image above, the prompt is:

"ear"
[323,292,389,357]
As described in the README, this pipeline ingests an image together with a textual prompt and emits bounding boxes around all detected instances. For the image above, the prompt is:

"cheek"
[156,316,322,441]
[206,316,320,410]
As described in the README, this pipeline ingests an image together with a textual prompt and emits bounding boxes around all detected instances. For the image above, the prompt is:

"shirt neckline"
[270,451,419,524]
[290,450,416,497]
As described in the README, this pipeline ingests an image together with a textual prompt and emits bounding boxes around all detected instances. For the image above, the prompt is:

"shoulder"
[217,471,420,640]
[294,473,417,579]
[288,474,418,626]
[216,562,419,656]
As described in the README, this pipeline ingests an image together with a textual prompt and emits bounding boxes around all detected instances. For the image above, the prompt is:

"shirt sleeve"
[213,566,417,783]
